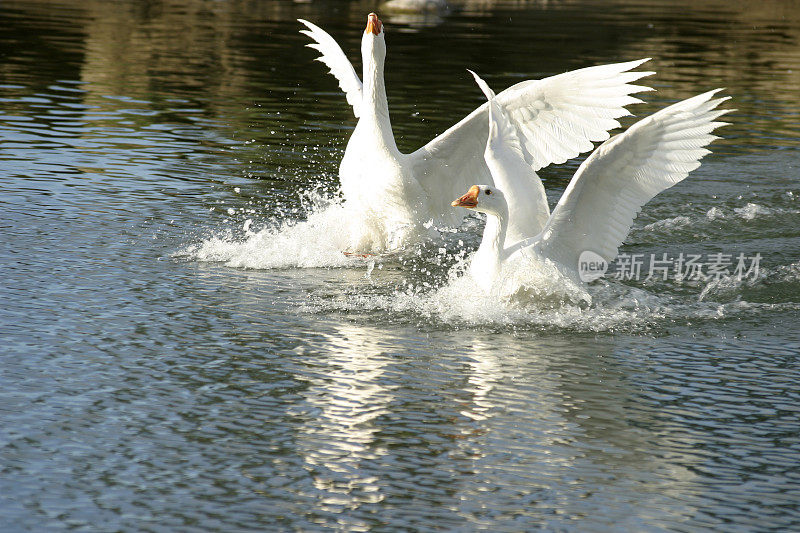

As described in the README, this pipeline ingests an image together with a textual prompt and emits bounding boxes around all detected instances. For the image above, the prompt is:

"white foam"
[181,188,798,330]
[733,202,774,220]
[773,261,800,283]
[642,215,692,231]
[706,203,799,221]
[300,248,800,331]
[300,264,800,332]
[183,192,358,269]
[297,247,682,332]
[706,206,725,220]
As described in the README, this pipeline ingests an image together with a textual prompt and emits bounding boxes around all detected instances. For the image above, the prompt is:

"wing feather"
[469,70,551,241]
[410,59,654,224]
[298,19,363,117]
[533,90,732,273]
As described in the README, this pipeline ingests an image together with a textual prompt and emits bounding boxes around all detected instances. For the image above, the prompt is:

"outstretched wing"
[298,19,363,117]
[469,69,550,243]
[410,58,654,226]
[534,89,731,272]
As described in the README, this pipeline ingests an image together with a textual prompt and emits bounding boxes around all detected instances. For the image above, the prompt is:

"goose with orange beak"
[365,12,382,34]
[298,13,654,254]
[453,72,730,296]
[451,185,480,209]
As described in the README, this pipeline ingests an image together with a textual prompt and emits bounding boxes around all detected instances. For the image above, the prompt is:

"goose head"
[362,13,386,67]
[452,184,508,218]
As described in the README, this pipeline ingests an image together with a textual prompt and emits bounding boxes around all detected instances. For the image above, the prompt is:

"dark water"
[2,0,800,530]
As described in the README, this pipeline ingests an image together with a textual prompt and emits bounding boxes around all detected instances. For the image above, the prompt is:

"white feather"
[411,59,654,229]
[298,19,363,118]
[299,17,654,253]
[456,90,731,295]
[534,89,732,273]
[468,69,550,243]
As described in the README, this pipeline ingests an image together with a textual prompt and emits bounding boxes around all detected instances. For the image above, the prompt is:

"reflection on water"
[294,323,397,516]
[2,0,800,530]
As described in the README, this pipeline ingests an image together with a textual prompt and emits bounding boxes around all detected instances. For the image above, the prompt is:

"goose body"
[299,13,653,253]
[452,81,731,297]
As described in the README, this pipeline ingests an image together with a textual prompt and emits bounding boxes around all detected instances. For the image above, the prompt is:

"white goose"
[298,13,653,253]
[465,69,551,245]
[452,81,731,297]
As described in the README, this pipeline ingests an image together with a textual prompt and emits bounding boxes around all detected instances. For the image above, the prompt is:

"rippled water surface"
[2,0,800,530]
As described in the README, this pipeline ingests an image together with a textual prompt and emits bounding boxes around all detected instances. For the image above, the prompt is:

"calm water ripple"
[2,0,799,530]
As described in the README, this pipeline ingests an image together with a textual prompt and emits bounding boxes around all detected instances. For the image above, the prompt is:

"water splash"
[181,185,454,268]
[182,189,366,269]
[642,215,692,231]
[301,271,673,332]
[301,264,800,333]
[707,202,800,221]
[181,189,800,331]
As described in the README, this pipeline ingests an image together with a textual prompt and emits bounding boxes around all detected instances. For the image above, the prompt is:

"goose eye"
[486,189,492,195]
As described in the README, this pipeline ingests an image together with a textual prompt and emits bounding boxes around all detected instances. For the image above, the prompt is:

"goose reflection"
[447,334,701,525]
[292,323,398,508]
[458,340,501,423]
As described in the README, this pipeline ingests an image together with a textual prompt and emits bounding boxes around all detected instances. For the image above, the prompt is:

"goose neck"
[363,58,389,119]
[359,57,396,152]
[478,209,508,264]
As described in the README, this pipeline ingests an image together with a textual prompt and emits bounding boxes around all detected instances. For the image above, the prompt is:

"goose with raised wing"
[452,81,731,297]
[465,69,551,245]
[298,13,653,253]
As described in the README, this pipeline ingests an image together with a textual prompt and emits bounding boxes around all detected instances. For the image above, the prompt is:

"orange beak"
[365,13,382,35]
[452,185,480,208]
